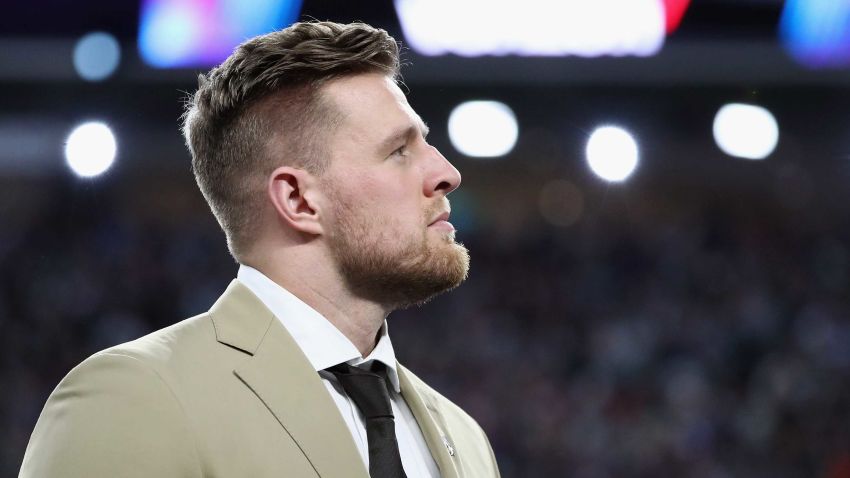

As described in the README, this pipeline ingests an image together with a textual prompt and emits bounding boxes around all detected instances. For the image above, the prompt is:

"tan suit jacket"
[20,280,500,477]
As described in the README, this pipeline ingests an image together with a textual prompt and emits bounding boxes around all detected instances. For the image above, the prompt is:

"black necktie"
[326,362,407,478]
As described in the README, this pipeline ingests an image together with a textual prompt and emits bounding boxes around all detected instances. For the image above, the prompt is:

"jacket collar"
[210,280,368,478]
[235,265,402,392]
[398,365,461,478]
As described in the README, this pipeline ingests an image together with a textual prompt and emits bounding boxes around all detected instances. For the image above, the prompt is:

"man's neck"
[244,255,390,358]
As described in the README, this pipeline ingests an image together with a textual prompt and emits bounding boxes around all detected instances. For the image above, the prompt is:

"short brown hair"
[182,21,400,260]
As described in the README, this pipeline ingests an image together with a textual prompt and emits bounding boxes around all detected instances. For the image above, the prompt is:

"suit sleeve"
[19,351,202,477]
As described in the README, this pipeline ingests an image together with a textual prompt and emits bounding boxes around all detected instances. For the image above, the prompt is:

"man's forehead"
[323,73,423,133]
[379,80,430,137]
[323,73,402,107]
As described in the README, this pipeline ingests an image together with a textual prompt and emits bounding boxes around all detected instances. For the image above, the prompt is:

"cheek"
[362,172,421,212]
[330,167,424,226]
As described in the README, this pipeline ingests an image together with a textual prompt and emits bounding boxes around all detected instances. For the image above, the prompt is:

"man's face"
[318,73,469,309]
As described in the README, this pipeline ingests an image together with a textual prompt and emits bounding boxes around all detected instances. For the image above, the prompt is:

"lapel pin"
[441,435,455,457]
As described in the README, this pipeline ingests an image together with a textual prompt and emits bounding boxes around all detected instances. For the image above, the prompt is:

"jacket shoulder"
[20,318,209,477]
[98,313,215,366]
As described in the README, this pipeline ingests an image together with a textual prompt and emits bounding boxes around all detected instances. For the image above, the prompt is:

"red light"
[663,0,690,34]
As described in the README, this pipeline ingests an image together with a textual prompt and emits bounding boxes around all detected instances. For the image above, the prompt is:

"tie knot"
[326,363,394,419]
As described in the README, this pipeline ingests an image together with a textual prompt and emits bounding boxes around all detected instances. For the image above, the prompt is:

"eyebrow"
[377,118,430,154]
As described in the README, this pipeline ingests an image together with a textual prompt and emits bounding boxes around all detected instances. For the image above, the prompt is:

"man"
[19,21,500,478]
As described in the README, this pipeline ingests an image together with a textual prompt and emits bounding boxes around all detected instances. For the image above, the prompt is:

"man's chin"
[339,242,470,310]
[400,242,470,307]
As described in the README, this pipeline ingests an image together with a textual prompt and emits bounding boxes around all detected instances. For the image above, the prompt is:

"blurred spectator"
[2,177,848,477]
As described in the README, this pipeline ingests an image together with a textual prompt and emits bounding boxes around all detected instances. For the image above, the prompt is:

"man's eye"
[391,145,407,157]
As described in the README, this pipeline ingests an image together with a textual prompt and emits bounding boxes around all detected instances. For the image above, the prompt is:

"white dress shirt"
[237,265,441,477]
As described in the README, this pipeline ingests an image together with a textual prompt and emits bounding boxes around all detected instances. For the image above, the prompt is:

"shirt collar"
[236,264,400,392]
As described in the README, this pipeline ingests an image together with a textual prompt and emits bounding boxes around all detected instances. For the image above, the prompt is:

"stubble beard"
[326,196,470,310]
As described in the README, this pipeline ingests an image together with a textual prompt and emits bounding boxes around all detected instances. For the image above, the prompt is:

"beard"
[325,193,470,310]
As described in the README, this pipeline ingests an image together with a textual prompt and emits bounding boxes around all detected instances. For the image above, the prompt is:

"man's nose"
[424,145,461,197]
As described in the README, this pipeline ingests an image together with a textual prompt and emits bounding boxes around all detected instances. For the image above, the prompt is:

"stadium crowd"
[1,177,849,477]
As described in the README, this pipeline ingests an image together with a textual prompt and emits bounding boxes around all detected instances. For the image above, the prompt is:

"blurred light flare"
[73,32,121,81]
[712,103,779,160]
[395,0,668,57]
[539,179,585,227]
[585,126,639,182]
[780,0,850,68]
[448,101,518,158]
[138,0,302,68]
[65,122,117,178]
[140,3,199,67]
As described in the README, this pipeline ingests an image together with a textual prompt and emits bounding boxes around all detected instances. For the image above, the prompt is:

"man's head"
[183,21,469,309]
[183,21,400,259]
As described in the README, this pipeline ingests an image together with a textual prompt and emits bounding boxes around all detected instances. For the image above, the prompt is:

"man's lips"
[428,211,455,231]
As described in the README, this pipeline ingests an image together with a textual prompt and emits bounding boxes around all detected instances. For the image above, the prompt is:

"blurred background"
[3,0,850,476]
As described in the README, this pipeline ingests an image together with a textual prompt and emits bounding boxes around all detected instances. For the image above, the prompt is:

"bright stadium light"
[73,32,121,81]
[585,125,639,182]
[395,0,667,57]
[448,100,518,158]
[65,122,117,178]
[713,103,779,160]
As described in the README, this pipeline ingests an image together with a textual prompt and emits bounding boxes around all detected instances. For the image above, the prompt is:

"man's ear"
[268,166,324,236]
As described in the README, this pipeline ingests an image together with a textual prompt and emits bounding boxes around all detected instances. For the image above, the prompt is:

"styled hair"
[182,21,400,260]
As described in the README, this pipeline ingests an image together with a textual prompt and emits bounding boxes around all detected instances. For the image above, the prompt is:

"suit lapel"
[210,281,368,478]
[398,365,461,478]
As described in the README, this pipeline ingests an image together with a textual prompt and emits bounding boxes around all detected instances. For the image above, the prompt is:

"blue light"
[138,0,303,68]
[780,0,850,68]
[139,2,199,68]
[73,32,121,81]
